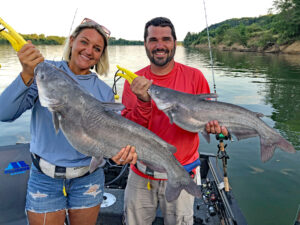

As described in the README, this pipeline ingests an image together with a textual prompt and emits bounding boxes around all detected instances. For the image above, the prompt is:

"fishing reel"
[216,133,231,195]
[201,178,219,217]
[216,132,232,141]
[216,134,230,162]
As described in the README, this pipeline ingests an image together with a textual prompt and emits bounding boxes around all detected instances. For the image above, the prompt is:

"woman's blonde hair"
[62,21,109,75]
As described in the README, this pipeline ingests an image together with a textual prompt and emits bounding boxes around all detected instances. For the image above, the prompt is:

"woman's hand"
[111,145,138,165]
[17,41,44,86]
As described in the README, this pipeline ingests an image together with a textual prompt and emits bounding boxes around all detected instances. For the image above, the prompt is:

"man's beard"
[146,46,176,67]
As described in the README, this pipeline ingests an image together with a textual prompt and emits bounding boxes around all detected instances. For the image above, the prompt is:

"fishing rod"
[294,205,300,225]
[202,0,232,197]
[202,0,216,95]
[68,8,78,37]
[216,134,230,194]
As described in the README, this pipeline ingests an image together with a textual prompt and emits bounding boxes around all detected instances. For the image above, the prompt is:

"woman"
[0,18,137,225]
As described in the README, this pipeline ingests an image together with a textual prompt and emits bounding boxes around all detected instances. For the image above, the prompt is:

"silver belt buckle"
[39,158,57,178]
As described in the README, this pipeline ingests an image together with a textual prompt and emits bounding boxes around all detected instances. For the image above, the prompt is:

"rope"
[112,69,122,99]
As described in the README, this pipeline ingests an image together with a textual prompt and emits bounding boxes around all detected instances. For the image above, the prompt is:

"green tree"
[215,24,230,43]
[183,32,200,46]
[222,24,249,47]
[272,0,300,42]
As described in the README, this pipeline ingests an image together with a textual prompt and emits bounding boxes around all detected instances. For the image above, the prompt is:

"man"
[122,17,228,225]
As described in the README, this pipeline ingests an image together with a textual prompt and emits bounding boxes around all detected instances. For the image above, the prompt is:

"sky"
[1,0,275,41]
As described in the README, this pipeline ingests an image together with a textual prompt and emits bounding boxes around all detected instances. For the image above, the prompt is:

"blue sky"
[2,0,275,41]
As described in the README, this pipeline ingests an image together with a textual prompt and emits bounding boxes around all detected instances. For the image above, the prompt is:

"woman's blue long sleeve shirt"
[0,60,114,167]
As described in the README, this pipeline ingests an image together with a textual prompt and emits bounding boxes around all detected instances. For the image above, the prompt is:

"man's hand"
[205,120,228,136]
[111,145,138,165]
[131,76,153,102]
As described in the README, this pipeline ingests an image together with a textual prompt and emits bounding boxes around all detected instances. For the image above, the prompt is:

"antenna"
[202,0,217,94]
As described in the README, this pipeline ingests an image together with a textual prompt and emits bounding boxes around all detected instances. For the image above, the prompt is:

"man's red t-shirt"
[122,62,210,180]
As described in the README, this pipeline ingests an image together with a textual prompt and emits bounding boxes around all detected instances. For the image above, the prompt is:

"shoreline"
[194,40,300,55]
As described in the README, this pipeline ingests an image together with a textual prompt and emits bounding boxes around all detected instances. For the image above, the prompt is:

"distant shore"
[194,40,300,55]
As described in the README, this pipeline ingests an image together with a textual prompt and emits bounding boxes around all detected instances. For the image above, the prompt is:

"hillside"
[183,1,300,55]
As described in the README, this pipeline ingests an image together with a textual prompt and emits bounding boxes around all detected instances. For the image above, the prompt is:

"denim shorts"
[25,163,104,213]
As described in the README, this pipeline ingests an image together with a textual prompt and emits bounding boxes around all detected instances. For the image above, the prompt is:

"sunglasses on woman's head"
[81,18,111,39]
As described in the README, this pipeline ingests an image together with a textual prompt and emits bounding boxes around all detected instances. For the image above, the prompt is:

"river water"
[0,45,299,225]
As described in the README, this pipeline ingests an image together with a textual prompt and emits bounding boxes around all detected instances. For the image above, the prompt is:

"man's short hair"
[144,17,177,41]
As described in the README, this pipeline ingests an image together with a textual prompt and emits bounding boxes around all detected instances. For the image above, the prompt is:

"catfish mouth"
[157,104,173,112]
[39,95,63,109]
[37,85,64,110]
[148,94,173,111]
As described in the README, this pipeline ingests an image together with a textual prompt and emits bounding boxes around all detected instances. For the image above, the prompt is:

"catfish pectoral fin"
[52,112,60,134]
[230,127,259,141]
[201,130,211,143]
[166,111,174,124]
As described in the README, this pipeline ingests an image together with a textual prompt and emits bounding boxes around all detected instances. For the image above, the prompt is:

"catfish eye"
[40,74,45,80]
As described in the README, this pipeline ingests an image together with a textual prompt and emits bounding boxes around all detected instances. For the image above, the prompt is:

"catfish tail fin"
[165,178,202,202]
[260,134,295,162]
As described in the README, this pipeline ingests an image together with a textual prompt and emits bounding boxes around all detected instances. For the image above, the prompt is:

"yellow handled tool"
[116,65,138,84]
[0,17,26,52]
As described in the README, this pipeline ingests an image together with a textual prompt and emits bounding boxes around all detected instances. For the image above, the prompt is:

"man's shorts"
[25,163,104,213]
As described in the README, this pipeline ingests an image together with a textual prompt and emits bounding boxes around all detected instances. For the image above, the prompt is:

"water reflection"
[184,48,300,151]
[0,45,299,225]
[1,45,299,149]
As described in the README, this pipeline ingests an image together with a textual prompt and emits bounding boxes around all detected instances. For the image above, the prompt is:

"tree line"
[108,37,143,45]
[0,34,66,45]
[183,0,300,49]
[0,34,143,46]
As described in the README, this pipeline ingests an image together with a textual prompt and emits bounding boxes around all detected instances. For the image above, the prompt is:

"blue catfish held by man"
[148,85,296,162]
[34,62,201,202]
